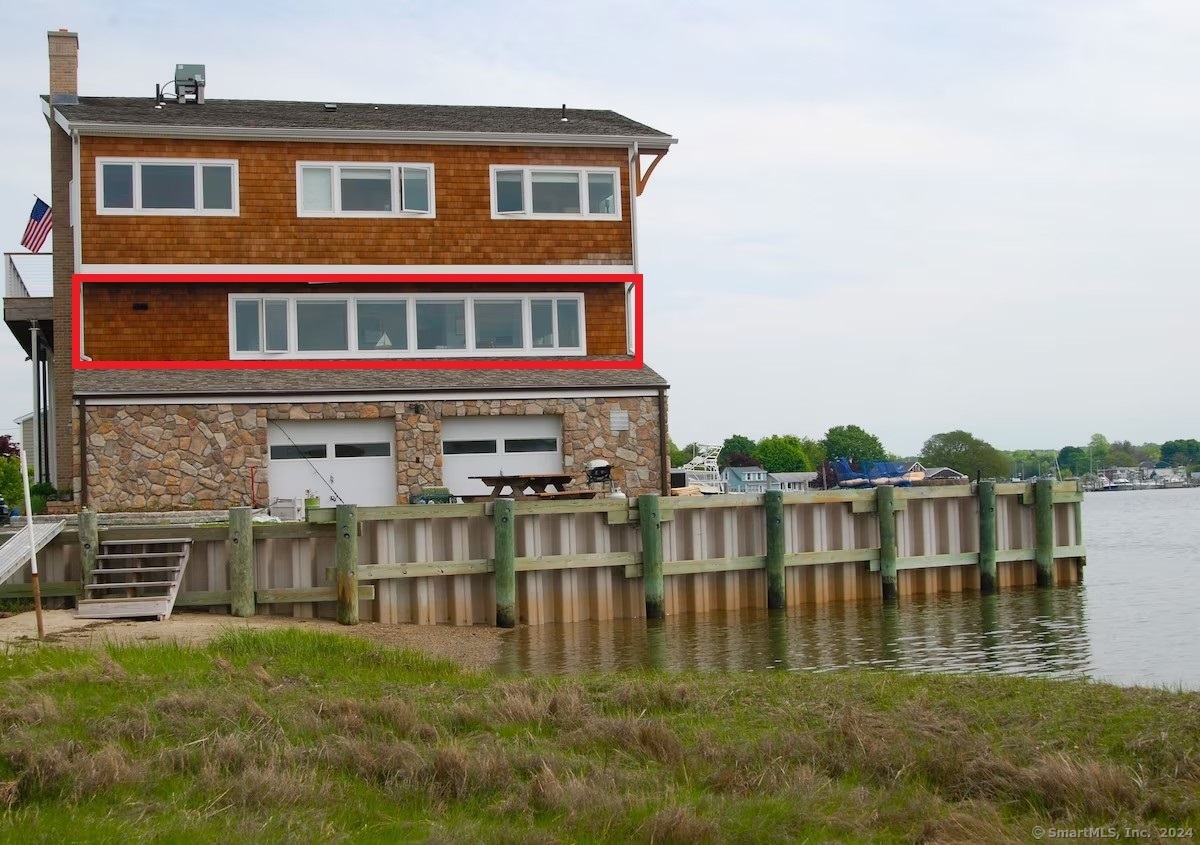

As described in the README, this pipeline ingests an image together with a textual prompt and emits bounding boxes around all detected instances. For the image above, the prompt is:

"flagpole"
[19,448,45,641]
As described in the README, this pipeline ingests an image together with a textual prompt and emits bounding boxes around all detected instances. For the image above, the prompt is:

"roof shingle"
[75,361,669,398]
[48,97,674,142]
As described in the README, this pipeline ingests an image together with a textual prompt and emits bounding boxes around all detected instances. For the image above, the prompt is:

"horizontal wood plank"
[517,552,636,573]
[357,560,492,580]
[0,581,80,598]
[255,585,375,604]
[896,552,979,570]
[661,494,765,510]
[785,548,880,567]
[175,590,233,606]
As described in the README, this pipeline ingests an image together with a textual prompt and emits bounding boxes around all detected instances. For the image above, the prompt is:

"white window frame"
[489,165,621,221]
[95,157,239,216]
[295,161,436,218]
[228,292,586,359]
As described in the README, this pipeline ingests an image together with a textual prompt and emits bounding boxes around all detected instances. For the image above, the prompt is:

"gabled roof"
[73,360,668,398]
[45,97,676,147]
[768,472,818,483]
[923,467,966,478]
[722,465,766,479]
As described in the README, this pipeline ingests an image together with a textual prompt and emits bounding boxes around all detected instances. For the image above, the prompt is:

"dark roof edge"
[57,121,678,148]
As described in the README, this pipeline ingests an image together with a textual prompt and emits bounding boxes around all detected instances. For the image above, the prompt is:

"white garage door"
[441,416,564,496]
[268,419,396,507]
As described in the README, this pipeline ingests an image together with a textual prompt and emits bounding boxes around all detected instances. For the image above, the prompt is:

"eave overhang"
[52,111,678,150]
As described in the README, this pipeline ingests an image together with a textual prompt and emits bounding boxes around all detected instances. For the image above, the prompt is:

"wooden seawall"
[3,482,1085,626]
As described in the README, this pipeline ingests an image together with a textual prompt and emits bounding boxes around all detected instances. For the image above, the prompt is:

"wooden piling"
[877,486,898,601]
[645,618,667,670]
[335,504,358,625]
[765,490,786,609]
[977,480,997,594]
[639,495,664,619]
[78,510,98,588]
[1035,479,1054,587]
[229,506,254,617]
[494,498,516,628]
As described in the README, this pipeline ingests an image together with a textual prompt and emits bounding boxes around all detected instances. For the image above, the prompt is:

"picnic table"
[465,473,594,501]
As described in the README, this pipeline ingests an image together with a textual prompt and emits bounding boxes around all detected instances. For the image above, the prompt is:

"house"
[922,467,968,482]
[722,465,769,494]
[768,471,817,492]
[13,413,38,482]
[3,30,677,510]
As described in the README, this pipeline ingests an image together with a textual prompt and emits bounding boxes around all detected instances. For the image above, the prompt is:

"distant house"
[722,465,769,493]
[769,471,817,492]
[12,413,41,482]
[923,466,967,482]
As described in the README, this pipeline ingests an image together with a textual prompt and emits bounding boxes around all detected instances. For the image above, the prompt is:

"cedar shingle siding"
[83,282,629,360]
[80,138,633,266]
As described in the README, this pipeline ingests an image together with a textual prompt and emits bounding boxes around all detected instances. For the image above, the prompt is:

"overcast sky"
[2,0,1198,457]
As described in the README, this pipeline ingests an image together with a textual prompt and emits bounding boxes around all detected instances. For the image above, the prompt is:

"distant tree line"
[670,426,1200,481]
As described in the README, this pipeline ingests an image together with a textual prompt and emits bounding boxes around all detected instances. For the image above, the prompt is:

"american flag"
[21,198,53,254]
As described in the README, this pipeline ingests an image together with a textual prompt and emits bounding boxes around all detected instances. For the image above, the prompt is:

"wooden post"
[767,608,789,669]
[335,504,359,625]
[19,449,43,640]
[493,498,516,628]
[877,485,898,601]
[639,495,664,620]
[229,506,255,617]
[977,480,997,594]
[78,509,98,589]
[1074,492,1085,584]
[1035,479,1054,587]
[645,618,667,670]
[764,490,786,609]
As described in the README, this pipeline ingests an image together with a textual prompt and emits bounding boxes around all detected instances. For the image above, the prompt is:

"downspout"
[627,142,639,355]
[657,386,670,497]
[39,348,50,483]
[77,396,88,507]
[72,130,82,273]
[29,324,39,482]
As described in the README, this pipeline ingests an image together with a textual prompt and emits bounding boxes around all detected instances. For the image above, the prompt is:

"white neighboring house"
[722,465,770,493]
[769,471,818,492]
[923,466,968,482]
[13,412,38,482]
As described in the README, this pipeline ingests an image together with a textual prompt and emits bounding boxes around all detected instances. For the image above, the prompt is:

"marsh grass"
[0,629,1196,843]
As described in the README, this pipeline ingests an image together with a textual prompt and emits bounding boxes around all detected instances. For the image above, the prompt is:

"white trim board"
[79,388,663,406]
[79,263,635,275]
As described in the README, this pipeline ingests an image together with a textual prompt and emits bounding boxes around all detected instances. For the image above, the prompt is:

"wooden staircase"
[76,538,193,620]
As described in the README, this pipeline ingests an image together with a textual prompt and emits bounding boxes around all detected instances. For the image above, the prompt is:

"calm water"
[492,488,1200,689]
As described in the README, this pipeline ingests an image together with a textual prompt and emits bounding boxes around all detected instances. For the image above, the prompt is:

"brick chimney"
[47,29,78,493]
[48,29,78,104]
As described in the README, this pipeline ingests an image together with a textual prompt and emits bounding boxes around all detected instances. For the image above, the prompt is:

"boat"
[672,445,725,494]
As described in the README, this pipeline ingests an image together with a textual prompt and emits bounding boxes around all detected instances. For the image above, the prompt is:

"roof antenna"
[560,103,568,122]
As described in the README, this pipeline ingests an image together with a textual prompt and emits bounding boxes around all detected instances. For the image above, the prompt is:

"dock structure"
[2,482,1085,626]
[0,521,64,584]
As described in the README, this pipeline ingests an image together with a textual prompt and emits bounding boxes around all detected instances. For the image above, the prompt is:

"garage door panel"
[268,420,396,507]
[441,417,564,497]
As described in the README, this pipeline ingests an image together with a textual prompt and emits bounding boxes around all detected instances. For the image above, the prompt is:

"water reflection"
[492,490,1200,689]
[494,585,1095,682]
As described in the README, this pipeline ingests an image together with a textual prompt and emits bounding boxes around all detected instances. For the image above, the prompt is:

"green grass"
[0,629,1196,843]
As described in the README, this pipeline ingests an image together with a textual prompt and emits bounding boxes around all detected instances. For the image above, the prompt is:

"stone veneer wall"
[83,395,662,511]
[85,404,268,511]
[393,397,661,498]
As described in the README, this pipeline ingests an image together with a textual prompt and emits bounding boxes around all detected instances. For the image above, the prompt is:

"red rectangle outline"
[72,272,643,372]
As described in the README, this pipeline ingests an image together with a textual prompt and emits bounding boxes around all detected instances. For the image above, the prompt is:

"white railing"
[4,254,29,298]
